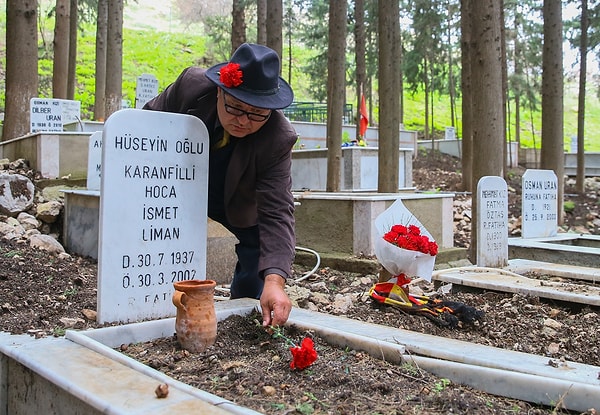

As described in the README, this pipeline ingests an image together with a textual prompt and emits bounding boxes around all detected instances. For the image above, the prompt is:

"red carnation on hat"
[219,62,243,88]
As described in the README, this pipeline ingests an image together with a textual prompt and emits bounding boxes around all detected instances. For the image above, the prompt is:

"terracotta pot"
[172,279,217,353]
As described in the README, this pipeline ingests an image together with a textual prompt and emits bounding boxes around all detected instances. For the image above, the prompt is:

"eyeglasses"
[222,93,271,122]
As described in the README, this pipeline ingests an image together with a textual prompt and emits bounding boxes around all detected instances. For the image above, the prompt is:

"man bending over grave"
[144,43,296,327]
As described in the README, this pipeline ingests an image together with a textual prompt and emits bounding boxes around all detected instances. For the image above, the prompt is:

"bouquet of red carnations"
[371,201,485,328]
[374,199,438,283]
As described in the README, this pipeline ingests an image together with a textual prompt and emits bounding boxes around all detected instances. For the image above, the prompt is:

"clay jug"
[172,279,217,353]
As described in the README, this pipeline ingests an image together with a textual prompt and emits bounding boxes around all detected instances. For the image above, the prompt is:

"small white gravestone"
[86,131,103,191]
[58,99,82,125]
[30,98,81,132]
[98,109,209,324]
[444,126,456,141]
[135,73,159,109]
[521,169,558,239]
[476,176,508,268]
[30,98,63,132]
[570,135,578,153]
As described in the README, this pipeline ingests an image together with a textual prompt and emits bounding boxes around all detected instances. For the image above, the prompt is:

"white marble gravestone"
[476,176,508,268]
[97,109,209,324]
[59,99,82,124]
[570,136,577,153]
[87,131,102,191]
[521,169,558,239]
[29,98,81,132]
[30,98,63,132]
[135,73,159,109]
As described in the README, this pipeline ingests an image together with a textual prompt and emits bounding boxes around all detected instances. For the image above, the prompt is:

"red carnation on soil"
[267,325,318,371]
[219,62,243,88]
[289,337,318,370]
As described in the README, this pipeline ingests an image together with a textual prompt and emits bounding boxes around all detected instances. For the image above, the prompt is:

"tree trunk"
[430,61,435,143]
[576,0,588,195]
[398,27,403,126]
[470,0,504,261]
[354,0,366,141]
[105,0,123,119]
[378,0,400,193]
[500,0,508,173]
[231,0,246,53]
[266,0,283,63]
[67,0,78,100]
[52,0,70,99]
[94,0,108,121]
[514,9,522,149]
[257,0,267,45]
[325,0,346,192]
[3,0,39,141]
[460,0,473,192]
[286,4,292,86]
[447,1,456,128]
[423,59,430,142]
[541,0,564,223]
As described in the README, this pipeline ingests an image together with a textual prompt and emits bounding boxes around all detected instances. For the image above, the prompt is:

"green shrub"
[563,200,575,213]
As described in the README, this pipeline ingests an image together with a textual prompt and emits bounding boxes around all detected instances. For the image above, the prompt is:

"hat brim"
[205,62,294,110]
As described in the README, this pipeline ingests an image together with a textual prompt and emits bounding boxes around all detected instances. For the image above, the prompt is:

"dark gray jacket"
[144,67,297,278]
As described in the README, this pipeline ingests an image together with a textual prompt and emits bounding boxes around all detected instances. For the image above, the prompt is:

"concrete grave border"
[508,234,600,267]
[2,295,599,413]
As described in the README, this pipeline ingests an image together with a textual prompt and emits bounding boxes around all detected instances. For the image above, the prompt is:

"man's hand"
[260,273,292,327]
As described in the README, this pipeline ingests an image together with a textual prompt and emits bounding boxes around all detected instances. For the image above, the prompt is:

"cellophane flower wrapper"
[374,198,436,282]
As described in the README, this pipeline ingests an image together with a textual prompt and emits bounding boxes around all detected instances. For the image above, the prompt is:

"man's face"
[217,89,271,138]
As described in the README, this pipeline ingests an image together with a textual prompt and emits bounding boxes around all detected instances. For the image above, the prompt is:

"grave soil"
[1,150,599,414]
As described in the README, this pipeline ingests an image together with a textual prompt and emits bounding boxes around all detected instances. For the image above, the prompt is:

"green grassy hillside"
[60,26,600,152]
[402,85,600,152]
[57,26,209,115]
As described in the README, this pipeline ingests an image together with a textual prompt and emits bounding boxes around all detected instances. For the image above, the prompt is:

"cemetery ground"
[1,150,600,414]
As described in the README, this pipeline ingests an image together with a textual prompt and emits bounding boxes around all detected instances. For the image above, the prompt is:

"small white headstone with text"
[136,73,159,109]
[476,176,508,268]
[97,109,209,324]
[87,131,103,191]
[30,98,81,132]
[521,169,558,238]
[30,98,63,132]
[59,99,82,124]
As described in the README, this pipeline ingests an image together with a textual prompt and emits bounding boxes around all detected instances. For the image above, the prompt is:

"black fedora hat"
[205,43,294,110]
